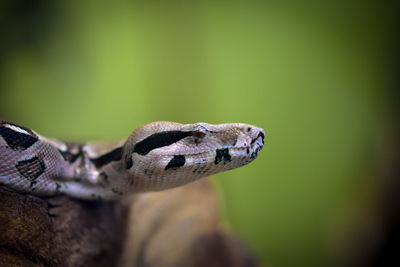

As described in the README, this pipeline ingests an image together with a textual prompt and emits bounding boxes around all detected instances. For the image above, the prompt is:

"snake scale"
[0,120,265,200]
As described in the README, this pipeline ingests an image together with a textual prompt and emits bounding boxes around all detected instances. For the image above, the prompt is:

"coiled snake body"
[0,120,264,200]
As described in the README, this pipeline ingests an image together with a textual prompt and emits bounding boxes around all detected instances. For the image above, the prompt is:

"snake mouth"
[252,132,265,144]
[223,128,266,160]
[249,137,264,159]
[244,129,265,160]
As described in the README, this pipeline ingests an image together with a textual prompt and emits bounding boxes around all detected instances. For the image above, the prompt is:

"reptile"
[0,120,265,200]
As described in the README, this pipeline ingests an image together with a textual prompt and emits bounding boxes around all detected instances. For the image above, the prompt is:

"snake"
[0,120,265,200]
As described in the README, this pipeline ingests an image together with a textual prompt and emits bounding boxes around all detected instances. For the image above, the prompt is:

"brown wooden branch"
[0,180,257,267]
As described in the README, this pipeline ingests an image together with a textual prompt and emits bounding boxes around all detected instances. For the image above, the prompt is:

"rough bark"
[0,185,130,267]
[0,180,257,267]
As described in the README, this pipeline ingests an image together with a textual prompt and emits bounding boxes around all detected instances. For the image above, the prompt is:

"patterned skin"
[0,120,264,200]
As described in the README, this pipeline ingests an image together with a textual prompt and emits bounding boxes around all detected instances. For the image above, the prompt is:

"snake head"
[123,121,265,192]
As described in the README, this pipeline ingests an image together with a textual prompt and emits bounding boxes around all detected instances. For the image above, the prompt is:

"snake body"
[0,120,264,200]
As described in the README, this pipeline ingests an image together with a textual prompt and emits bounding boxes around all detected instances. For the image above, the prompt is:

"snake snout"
[257,130,265,143]
[249,127,265,145]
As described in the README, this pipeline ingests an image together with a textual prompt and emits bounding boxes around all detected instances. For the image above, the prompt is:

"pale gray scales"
[0,120,265,200]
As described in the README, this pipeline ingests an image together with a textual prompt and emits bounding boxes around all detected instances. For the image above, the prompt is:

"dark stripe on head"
[16,156,46,187]
[165,155,186,170]
[90,147,123,169]
[134,131,192,156]
[0,124,38,150]
[251,132,265,144]
[215,148,231,165]
[125,153,133,169]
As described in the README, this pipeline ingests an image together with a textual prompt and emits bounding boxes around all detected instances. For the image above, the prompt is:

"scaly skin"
[0,120,265,200]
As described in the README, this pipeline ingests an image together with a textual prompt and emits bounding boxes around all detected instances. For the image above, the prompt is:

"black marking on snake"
[16,156,46,187]
[55,183,62,193]
[250,147,261,159]
[246,148,250,154]
[251,132,265,145]
[98,172,109,187]
[90,147,123,169]
[58,150,80,163]
[125,153,133,169]
[134,131,192,156]
[232,138,237,146]
[58,143,82,163]
[215,148,231,165]
[194,137,201,145]
[165,155,186,170]
[0,124,38,150]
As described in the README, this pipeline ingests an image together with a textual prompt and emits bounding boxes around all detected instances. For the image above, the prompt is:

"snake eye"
[192,124,207,139]
[192,130,206,139]
[192,125,207,144]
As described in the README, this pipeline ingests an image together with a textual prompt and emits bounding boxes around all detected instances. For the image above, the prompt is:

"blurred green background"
[0,1,397,266]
